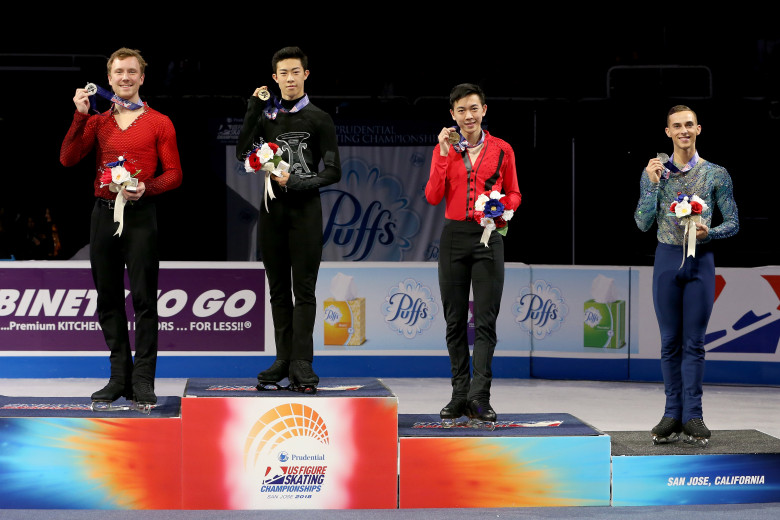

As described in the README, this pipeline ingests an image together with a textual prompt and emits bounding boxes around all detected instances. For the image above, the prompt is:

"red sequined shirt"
[425,131,521,220]
[60,104,182,199]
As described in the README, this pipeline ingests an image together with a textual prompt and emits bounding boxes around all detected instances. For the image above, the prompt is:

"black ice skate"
[651,416,682,445]
[466,398,497,431]
[131,382,157,415]
[91,380,133,411]
[440,397,467,428]
[288,360,319,394]
[256,359,291,391]
[682,418,711,447]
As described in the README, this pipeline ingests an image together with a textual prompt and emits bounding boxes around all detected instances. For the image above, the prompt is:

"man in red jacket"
[60,47,182,412]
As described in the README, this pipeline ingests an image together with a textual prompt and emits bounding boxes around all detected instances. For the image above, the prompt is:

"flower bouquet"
[100,156,139,193]
[474,190,514,247]
[99,156,140,237]
[244,142,290,212]
[669,192,709,265]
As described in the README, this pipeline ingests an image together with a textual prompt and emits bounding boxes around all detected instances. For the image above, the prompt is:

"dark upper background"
[1,18,778,267]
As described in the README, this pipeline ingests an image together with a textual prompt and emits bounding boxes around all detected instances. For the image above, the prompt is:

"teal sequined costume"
[634,159,739,245]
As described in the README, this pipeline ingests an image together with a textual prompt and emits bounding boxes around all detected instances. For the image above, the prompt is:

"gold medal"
[257,87,270,101]
[448,131,460,144]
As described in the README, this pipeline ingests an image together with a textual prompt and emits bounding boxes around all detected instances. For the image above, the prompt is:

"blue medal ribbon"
[85,82,144,113]
[657,151,699,178]
[263,94,310,120]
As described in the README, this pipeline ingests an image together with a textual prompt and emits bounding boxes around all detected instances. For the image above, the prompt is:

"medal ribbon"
[658,151,699,176]
[452,129,485,153]
[263,94,310,120]
[85,83,144,113]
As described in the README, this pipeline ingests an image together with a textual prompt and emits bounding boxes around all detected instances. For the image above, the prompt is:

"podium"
[180,378,398,510]
[610,429,780,506]
[0,396,182,509]
[398,413,611,508]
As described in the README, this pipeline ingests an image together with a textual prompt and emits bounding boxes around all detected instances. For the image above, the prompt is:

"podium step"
[610,429,780,506]
[399,413,611,508]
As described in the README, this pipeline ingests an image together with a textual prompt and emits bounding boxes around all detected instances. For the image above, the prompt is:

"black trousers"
[89,199,159,386]
[258,189,322,362]
[438,219,505,401]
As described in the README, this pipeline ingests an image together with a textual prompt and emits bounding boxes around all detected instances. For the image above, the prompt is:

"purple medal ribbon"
[452,129,485,153]
[263,94,310,120]
[85,83,144,113]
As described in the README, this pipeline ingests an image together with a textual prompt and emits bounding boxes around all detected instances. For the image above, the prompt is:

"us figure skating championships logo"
[243,403,330,500]
[381,278,438,339]
[512,279,568,339]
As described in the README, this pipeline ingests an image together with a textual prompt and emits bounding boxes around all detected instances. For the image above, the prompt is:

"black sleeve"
[235,96,265,161]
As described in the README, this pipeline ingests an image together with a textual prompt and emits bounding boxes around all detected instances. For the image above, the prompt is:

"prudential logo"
[321,158,420,261]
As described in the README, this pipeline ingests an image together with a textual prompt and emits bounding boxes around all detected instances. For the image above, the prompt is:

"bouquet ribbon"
[85,83,144,112]
[479,225,493,247]
[113,194,128,236]
[680,215,702,268]
[262,161,290,212]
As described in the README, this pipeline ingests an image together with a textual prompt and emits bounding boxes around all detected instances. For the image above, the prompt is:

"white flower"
[489,190,504,200]
[691,194,709,212]
[502,209,514,221]
[244,157,254,172]
[475,193,490,211]
[258,144,275,164]
[480,217,496,231]
[674,200,692,218]
[111,165,131,185]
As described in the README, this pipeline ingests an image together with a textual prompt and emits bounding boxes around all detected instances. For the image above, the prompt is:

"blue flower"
[483,199,505,219]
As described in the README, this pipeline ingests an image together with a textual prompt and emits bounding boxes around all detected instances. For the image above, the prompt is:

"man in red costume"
[60,47,182,410]
[426,83,521,428]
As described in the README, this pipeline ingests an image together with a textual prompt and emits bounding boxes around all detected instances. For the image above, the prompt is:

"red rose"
[248,152,263,171]
[474,211,484,221]
[690,201,702,214]
[267,142,279,153]
[495,216,507,228]
[670,202,677,212]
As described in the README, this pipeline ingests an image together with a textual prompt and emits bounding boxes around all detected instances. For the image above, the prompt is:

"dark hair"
[272,46,308,74]
[667,105,698,126]
[449,83,485,108]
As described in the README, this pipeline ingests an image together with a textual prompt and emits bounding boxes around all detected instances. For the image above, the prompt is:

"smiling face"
[107,56,144,102]
[450,94,487,140]
[273,58,309,101]
[665,110,701,154]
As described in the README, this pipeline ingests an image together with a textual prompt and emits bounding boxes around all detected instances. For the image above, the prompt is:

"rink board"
[0,396,182,509]
[398,413,611,508]
[180,378,398,510]
[610,430,780,506]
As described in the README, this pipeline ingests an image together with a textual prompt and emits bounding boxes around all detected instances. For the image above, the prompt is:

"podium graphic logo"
[512,279,569,339]
[381,278,438,339]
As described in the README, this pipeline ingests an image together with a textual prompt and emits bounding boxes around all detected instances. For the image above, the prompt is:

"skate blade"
[289,384,318,395]
[91,401,131,412]
[131,402,154,415]
[683,435,709,447]
[467,418,496,431]
[256,382,289,391]
[652,433,681,445]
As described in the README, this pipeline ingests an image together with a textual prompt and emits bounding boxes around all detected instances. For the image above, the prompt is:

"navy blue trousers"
[652,242,715,423]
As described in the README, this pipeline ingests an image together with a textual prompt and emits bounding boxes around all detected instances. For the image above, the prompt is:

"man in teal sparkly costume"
[635,105,739,447]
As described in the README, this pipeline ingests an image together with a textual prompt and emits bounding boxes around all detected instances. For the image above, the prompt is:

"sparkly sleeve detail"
[60,111,96,167]
[706,166,739,240]
[143,115,182,196]
[634,170,660,232]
